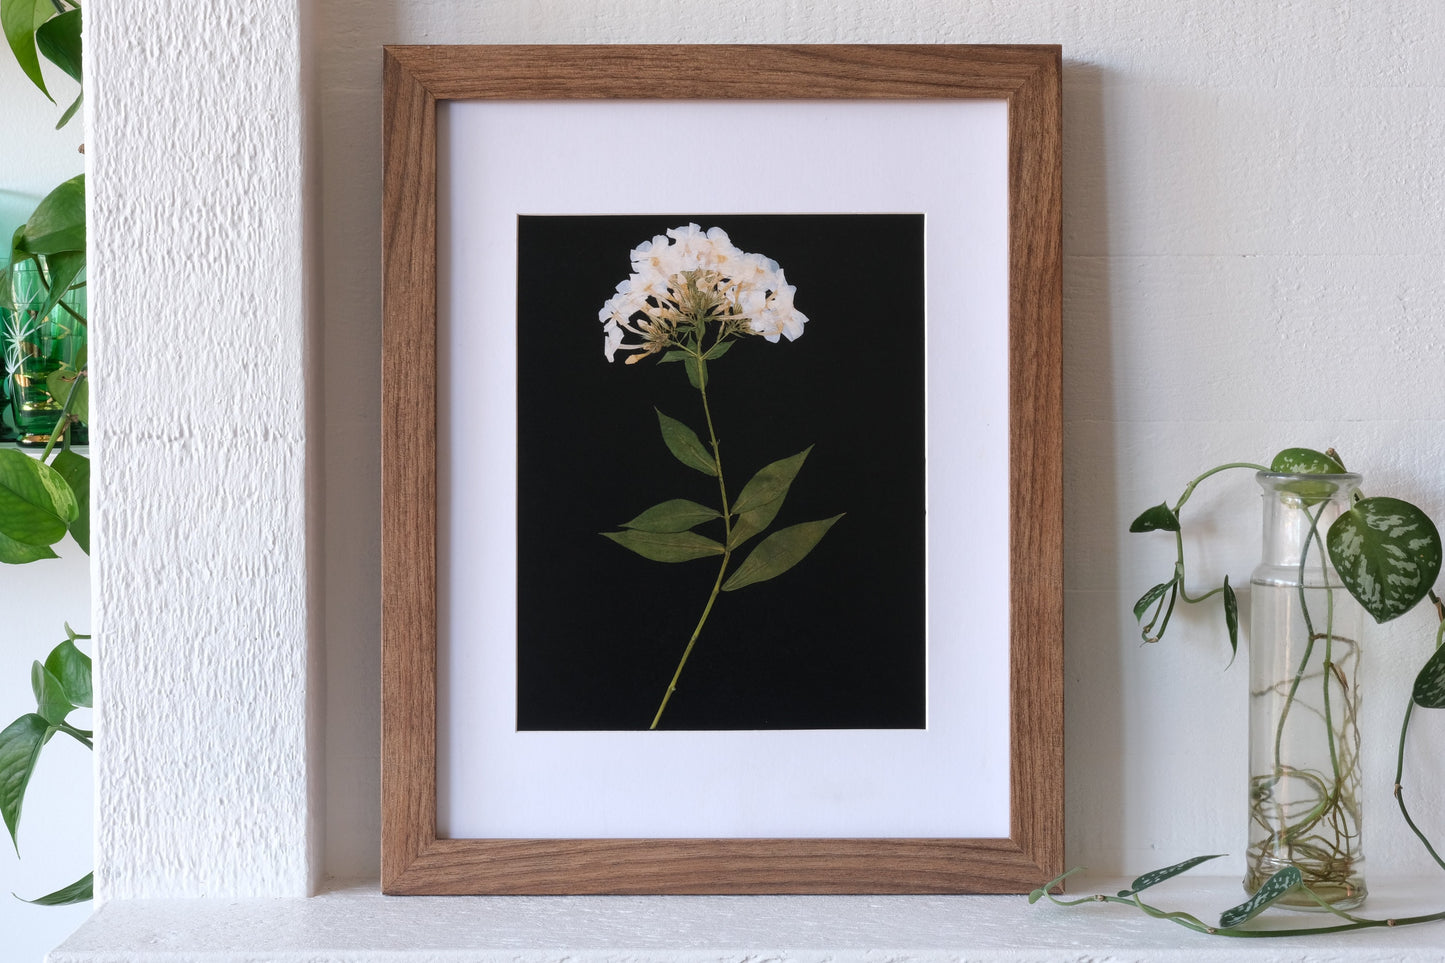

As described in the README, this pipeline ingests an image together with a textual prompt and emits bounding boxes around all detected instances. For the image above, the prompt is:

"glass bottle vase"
[1245,471,1366,909]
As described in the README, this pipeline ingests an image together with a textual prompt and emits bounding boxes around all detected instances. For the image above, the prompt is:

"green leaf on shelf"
[19,870,91,905]
[1218,866,1302,928]
[1129,503,1180,533]
[722,514,843,592]
[1327,496,1442,624]
[621,499,720,534]
[654,408,716,477]
[1116,853,1225,897]
[601,528,724,563]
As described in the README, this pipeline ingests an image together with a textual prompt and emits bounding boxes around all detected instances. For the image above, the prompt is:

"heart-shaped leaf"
[27,250,84,334]
[1117,853,1225,897]
[1327,496,1442,623]
[1270,447,1346,475]
[621,499,719,533]
[722,514,843,592]
[20,870,91,905]
[30,662,73,725]
[1129,503,1180,533]
[0,448,78,546]
[17,175,85,256]
[0,713,50,852]
[34,7,80,83]
[1219,866,1302,928]
[655,408,716,477]
[44,638,91,709]
[601,528,723,563]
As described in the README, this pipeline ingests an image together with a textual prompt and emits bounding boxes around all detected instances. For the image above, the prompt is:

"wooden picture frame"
[381,44,1063,895]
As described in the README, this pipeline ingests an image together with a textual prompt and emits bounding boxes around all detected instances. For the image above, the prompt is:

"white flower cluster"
[598,224,808,363]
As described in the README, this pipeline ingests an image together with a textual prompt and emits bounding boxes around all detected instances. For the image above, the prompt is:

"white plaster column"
[86,0,317,897]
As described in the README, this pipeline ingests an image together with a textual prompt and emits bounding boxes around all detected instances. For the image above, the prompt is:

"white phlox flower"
[597,224,809,362]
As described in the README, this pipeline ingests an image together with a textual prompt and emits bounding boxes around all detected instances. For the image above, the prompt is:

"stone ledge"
[48,877,1445,962]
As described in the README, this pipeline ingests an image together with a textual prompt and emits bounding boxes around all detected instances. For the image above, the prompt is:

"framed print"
[382,44,1062,895]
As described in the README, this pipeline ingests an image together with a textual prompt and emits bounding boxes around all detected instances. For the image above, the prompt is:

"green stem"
[650,353,732,730]
[1172,462,1270,515]
[1168,463,1267,607]
[1395,617,1445,873]
[39,370,85,461]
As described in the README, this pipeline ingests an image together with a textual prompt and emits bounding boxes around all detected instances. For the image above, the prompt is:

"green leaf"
[29,662,72,725]
[44,638,90,709]
[46,368,87,423]
[50,449,88,553]
[54,89,81,129]
[34,7,80,83]
[1270,447,1346,475]
[0,713,49,852]
[0,447,78,546]
[722,514,843,592]
[29,249,85,331]
[601,528,724,563]
[17,175,85,256]
[655,408,716,477]
[1223,576,1239,660]
[729,447,811,548]
[1412,642,1445,708]
[684,354,707,390]
[658,350,689,364]
[1116,853,1225,897]
[703,340,733,361]
[0,530,58,563]
[1327,496,1442,624]
[20,870,92,905]
[1,0,57,100]
[1132,580,1173,622]
[1219,866,1302,928]
[620,498,720,533]
[1129,503,1180,533]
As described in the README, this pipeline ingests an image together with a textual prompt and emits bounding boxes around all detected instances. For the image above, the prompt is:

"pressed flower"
[598,225,808,363]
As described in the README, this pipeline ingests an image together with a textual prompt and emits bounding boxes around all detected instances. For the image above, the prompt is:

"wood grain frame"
[382,44,1063,895]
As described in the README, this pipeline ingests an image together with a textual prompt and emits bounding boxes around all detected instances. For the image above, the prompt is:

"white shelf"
[49,877,1445,962]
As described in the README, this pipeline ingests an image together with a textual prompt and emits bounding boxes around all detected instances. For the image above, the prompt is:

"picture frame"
[381,44,1062,895]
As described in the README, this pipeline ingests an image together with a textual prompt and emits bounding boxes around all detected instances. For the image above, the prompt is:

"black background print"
[514,214,926,730]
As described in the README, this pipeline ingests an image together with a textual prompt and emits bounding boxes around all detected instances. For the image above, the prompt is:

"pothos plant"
[0,0,91,906]
[1033,447,1445,936]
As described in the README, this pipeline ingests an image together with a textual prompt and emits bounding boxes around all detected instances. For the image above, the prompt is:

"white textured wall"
[88,0,317,898]
[84,0,1445,909]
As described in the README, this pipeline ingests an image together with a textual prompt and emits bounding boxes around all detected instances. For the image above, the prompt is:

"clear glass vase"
[1245,471,1366,909]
